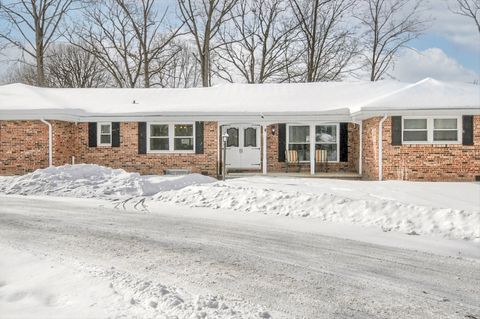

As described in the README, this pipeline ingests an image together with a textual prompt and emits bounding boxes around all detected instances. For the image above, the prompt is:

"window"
[434,119,458,141]
[150,124,169,151]
[98,122,112,146]
[174,124,194,151]
[148,123,195,153]
[403,119,428,142]
[315,125,338,161]
[288,125,310,161]
[403,117,460,144]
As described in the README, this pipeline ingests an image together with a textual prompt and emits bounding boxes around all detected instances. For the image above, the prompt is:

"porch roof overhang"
[0,108,353,123]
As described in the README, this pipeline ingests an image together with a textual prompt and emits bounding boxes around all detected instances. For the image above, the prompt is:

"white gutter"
[40,119,53,167]
[378,115,388,181]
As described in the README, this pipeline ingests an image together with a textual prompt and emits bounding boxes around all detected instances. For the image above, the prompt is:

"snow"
[0,164,216,198]
[0,164,478,242]
[0,78,478,117]
[153,177,480,241]
[1,195,479,318]
[0,242,268,319]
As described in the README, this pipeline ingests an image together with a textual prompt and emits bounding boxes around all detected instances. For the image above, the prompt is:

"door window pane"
[404,119,427,129]
[289,126,309,143]
[315,125,336,143]
[244,127,257,147]
[403,131,428,142]
[226,128,239,147]
[434,119,457,129]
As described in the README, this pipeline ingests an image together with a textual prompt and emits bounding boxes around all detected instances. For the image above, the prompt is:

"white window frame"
[147,122,195,154]
[315,124,340,162]
[97,122,112,147]
[286,123,340,163]
[286,124,311,163]
[402,116,462,145]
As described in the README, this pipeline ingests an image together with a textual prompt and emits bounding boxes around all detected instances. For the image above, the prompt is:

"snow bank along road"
[1,195,479,319]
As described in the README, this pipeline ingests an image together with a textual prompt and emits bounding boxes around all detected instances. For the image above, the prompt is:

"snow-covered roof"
[0,78,478,121]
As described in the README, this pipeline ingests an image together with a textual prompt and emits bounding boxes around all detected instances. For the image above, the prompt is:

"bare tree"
[290,0,358,82]
[451,0,480,34]
[4,62,38,85]
[356,0,427,81]
[178,0,239,87]
[69,0,145,87]
[218,0,300,83]
[151,40,201,88]
[115,0,184,87]
[46,44,110,87]
[0,0,78,86]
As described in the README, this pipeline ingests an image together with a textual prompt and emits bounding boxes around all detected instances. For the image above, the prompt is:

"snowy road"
[1,195,479,319]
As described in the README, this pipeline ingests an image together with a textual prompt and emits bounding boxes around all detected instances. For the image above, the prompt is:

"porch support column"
[262,125,268,175]
[310,124,315,175]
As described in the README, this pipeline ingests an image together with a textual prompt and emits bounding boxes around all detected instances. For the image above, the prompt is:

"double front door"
[222,125,261,170]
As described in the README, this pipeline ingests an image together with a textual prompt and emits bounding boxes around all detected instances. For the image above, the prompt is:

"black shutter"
[88,122,97,147]
[278,124,286,162]
[138,122,147,154]
[463,115,474,145]
[195,121,204,154]
[391,116,402,146]
[112,122,120,147]
[339,123,348,162]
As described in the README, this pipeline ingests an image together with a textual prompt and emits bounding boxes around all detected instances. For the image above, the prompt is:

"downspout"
[358,121,363,176]
[41,119,53,167]
[378,115,388,181]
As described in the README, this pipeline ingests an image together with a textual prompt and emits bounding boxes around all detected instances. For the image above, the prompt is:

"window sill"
[402,141,461,145]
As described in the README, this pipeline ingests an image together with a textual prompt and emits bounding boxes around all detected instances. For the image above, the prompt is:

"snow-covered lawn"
[1,164,479,241]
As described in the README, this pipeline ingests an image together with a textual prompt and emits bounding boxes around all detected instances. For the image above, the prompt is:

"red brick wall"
[362,116,480,181]
[3,118,478,181]
[0,120,219,176]
[0,120,49,175]
[75,122,219,176]
[266,123,360,173]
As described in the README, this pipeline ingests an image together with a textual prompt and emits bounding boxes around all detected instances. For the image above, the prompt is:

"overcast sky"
[0,0,479,84]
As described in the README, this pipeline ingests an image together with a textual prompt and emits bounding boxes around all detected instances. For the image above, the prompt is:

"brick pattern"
[362,116,480,181]
[2,118,479,181]
[266,123,359,173]
[0,120,49,175]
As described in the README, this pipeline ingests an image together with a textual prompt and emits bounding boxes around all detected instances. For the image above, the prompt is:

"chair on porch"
[315,149,328,173]
[285,150,301,173]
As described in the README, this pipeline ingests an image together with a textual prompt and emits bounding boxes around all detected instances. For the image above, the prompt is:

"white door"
[222,125,261,170]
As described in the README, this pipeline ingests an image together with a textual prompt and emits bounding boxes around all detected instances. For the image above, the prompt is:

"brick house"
[0,78,479,181]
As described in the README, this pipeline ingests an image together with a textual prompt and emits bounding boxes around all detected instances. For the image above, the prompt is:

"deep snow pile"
[0,164,216,199]
[153,181,480,242]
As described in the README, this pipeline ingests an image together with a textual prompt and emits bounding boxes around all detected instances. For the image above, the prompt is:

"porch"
[218,121,362,178]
